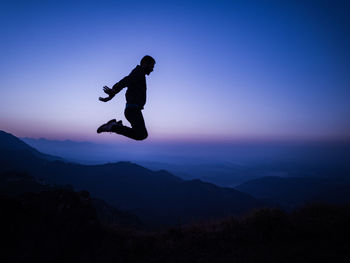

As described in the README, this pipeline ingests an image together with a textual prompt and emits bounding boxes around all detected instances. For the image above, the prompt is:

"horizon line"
[18,135,350,145]
[2,129,350,145]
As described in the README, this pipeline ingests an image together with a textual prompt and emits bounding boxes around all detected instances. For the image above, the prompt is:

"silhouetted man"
[97,55,155,140]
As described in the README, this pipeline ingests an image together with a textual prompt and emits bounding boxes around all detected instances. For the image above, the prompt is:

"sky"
[0,0,349,143]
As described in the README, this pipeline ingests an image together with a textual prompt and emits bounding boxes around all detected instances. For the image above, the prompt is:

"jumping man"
[97,55,156,140]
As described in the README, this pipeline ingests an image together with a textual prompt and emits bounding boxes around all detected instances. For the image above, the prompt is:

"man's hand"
[99,96,113,102]
[103,86,115,96]
[99,85,116,102]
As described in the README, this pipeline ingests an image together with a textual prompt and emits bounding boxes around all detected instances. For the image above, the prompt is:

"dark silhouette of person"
[97,55,155,140]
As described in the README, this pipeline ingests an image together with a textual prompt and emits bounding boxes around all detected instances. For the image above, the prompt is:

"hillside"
[0,171,142,227]
[2,193,349,263]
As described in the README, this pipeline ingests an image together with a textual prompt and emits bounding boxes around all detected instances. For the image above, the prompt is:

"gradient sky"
[0,0,349,142]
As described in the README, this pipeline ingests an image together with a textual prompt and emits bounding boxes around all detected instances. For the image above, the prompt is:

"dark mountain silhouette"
[236,176,350,210]
[0,130,262,225]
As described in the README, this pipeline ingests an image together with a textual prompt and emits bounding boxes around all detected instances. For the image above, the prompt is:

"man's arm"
[111,75,130,95]
[99,75,130,102]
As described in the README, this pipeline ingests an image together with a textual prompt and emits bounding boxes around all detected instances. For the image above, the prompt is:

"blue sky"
[0,0,349,142]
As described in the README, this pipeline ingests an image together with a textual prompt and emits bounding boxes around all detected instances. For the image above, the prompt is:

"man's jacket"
[112,65,147,109]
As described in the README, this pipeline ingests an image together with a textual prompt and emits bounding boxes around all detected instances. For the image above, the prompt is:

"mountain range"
[0,130,262,225]
[3,130,350,225]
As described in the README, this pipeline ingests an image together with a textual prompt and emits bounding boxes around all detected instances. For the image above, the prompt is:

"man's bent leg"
[111,107,148,140]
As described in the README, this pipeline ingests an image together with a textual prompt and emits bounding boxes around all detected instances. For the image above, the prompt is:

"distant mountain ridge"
[236,175,350,210]
[21,137,100,163]
[0,130,262,225]
[0,130,64,163]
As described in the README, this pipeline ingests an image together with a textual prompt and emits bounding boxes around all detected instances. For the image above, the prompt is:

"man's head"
[140,55,156,75]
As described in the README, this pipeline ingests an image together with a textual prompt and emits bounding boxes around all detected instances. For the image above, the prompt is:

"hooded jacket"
[112,65,147,109]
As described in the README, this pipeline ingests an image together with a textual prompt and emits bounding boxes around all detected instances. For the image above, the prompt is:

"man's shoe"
[113,120,123,132]
[97,119,117,133]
